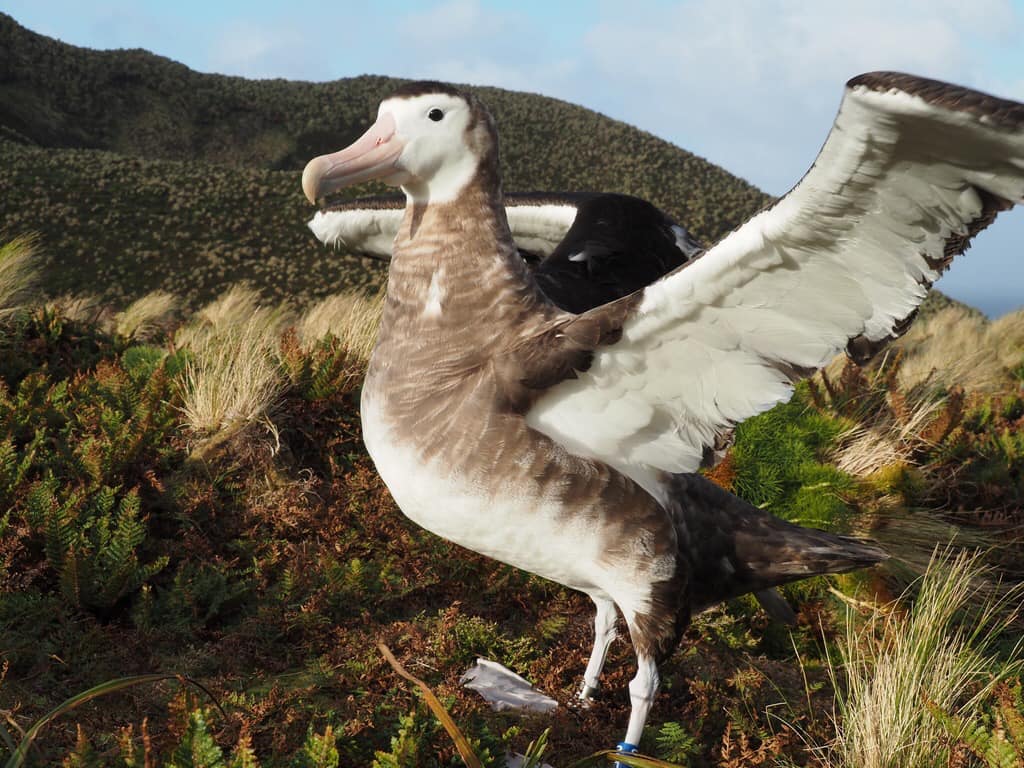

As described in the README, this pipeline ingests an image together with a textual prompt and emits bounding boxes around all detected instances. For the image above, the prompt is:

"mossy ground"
[1,292,1021,768]
[0,304,844,767]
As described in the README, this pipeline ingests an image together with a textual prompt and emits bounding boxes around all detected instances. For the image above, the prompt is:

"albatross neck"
[385,177,543,325]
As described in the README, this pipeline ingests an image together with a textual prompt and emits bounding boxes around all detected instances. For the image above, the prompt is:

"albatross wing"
[308,192,703,310]
[525,72,1024,491]
[309,191,587,259]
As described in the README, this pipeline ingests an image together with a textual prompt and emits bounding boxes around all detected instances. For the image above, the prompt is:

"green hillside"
[0,12,771,308]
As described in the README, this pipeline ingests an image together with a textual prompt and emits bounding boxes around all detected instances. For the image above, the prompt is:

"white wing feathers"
[503,202,578,257]
[309,196,579,259]
[309,205,404,258]
[526,74,1024,490]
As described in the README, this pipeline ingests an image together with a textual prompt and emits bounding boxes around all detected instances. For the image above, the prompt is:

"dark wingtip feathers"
[847,71,1024,130]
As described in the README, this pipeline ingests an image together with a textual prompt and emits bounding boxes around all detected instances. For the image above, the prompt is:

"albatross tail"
[669,473,887,613]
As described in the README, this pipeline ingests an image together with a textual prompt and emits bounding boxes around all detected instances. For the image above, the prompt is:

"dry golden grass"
[46,293,107,326]
[833,395,944,477]
[297,289,384,360]
[113,290,180,340]
[0,234,41,315]
[194,284,268,330]
[989,307,1024,373]
[816,353,950,479]
[895,307,1007,393]
[176,286,290,441]
[175,285,291,347]
[820,549,1023,768]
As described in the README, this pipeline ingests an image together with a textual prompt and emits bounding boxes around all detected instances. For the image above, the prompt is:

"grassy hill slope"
[0,13,773,308]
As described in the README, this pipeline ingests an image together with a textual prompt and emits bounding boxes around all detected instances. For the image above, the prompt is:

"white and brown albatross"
[302,73,1024,756]
[311,191,810,626]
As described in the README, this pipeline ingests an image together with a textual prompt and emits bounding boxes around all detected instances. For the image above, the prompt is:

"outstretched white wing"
[309,199,404,258]
[309,193,580,258]
[526,72,1024,490]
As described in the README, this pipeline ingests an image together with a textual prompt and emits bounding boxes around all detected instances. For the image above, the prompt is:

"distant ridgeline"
[0,13,774,308]
[0,13,960,315]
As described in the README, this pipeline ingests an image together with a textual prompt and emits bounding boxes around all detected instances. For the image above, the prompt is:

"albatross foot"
[572,683,600,709]
[613,741,639,768]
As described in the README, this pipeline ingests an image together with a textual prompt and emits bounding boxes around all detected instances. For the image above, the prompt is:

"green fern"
[655,721,699,765]
[168,709,226,768]
[283,334,363,401]
[306,342,352,401]
[372,709,432,768]
[42,486,83,569]
[117,723,144,767]
[61,725,103,768]
[122,344,169,383]
[0,429,43,507]
[294,725,339,768]
[28,481,167,612]
[927,697,1024,768]
[998,682,1024,753]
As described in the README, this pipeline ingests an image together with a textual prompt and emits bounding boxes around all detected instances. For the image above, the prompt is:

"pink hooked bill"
[301,111,404,204]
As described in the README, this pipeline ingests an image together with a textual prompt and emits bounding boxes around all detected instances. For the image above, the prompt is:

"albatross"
[301,73,1024,757]
[311,192,808,626]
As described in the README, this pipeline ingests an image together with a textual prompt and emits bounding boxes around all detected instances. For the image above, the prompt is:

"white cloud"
[585,0,1016,88]
[398,0,516,46]
[577,0,1022,191]
[381,0,582,98]
[207,20,322,80]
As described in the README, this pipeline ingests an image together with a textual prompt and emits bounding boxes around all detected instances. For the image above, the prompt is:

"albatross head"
[302,81,498,207]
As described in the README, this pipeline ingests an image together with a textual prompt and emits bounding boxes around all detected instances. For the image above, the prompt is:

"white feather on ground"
[460,658,558,714]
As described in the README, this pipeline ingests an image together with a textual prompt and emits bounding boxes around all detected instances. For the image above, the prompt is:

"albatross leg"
[578,596,618,701]
[620,654,659,755]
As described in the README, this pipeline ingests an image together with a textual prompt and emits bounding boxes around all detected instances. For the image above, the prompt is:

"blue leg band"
[614,741,639,768]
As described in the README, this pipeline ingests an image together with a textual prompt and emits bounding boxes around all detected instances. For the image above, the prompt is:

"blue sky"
[7,0,1024,316]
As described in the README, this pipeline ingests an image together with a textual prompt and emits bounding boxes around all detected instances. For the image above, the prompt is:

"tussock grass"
[895,307,1007,393]
[821,549,1024,768]
[113,290,180,340]
[178,321,285,439]
[175,284,291,353]
[0,234,41,316]
[47,293,106,326]
[190,284,274,333]
[990,307,1024,374]
[176,286,290,440]
[814,354,948,479]
[297,289,384,360]
[855,510,1001,581]
[833,395,944,477]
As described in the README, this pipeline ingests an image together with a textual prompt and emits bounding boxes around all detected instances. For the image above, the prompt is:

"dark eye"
[428,108,444,122]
